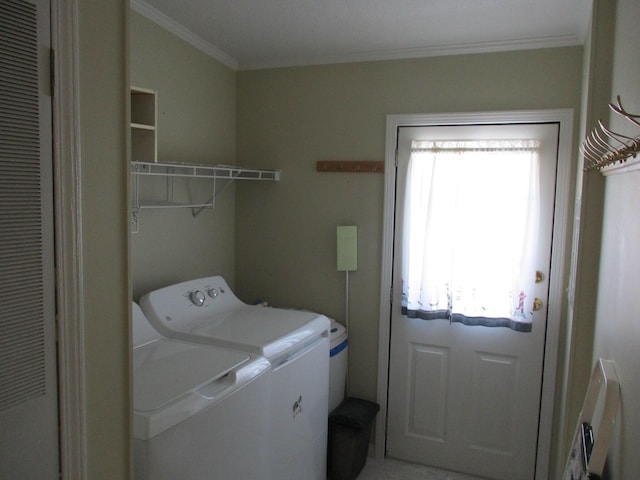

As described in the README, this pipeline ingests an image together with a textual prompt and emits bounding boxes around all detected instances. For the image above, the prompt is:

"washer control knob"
[207,288,219,299]
[190,290,206,306]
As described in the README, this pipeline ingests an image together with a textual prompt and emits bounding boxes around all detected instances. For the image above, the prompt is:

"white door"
[0,0,59,477]
[386,123,559,480]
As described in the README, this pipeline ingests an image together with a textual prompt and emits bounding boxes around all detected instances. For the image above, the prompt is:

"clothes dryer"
[140,277,330,480]
[132,303,271,480]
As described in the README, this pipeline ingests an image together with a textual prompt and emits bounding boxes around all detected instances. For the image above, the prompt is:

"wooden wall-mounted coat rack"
[317,160,384,173]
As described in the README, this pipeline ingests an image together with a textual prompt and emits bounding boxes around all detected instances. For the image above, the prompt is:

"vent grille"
[0,0,46,411]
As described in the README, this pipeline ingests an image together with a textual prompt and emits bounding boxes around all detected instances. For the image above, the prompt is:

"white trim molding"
[601,157,640,176]
[240,34,582,71]
[130,0,238,70]
[376,109,574,480]
[130,0,581,71]
[51,0,87,477]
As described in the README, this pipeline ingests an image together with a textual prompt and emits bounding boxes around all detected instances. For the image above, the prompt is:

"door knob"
[533,298,543,311]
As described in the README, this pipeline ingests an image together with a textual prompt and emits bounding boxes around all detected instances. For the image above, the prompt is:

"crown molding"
[130,0,238,70]
[130,0,581,72]
[239,34,582,71]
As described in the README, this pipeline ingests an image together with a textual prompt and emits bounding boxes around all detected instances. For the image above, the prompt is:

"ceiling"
[131,0,592,71]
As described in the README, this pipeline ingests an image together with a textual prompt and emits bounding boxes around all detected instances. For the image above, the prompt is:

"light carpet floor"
[357,457,487,480]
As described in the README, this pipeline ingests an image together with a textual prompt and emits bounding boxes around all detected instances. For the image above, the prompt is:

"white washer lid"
[329,320,347,350]
[134,339,250,412]
[180,306,329,359]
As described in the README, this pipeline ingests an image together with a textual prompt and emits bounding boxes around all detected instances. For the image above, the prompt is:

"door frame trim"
[376,109,574,480]
[52,0,88,477]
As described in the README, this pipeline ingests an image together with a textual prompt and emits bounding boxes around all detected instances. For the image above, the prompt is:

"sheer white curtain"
[401,139,540,332]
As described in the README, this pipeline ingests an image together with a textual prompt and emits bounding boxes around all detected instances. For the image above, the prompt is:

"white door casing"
[52,0,87,477]
[376,110,574,480]
[387,123,558,480]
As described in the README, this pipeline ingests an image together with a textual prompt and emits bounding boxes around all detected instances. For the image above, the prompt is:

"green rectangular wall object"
[337,225,357,271]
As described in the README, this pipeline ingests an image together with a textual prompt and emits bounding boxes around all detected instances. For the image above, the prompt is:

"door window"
[401,139,540,332]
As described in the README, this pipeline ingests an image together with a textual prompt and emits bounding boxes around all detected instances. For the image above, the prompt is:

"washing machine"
[140,276,330,480]
[329,319,348,413]
[132,303,271,480]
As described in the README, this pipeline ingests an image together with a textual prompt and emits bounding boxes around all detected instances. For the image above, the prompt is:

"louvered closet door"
[0,0,59,478]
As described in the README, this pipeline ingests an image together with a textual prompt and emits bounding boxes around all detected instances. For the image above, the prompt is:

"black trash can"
[328,397,380,480]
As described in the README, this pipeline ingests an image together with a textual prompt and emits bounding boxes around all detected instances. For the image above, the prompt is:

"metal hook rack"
[582,96,640,172]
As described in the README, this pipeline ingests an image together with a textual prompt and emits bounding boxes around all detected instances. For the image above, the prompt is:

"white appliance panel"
[132,302,272,480]
[134,362,271,480]
[329,320,349,412]
[133,301,163,346]
[133,338,250,413]
[269,335,329,480]
[140,276,330,360]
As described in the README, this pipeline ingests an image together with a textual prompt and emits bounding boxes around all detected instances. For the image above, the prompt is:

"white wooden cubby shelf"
[130,87,157,163]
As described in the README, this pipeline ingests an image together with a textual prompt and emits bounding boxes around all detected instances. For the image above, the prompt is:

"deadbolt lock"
[533,298,543,311]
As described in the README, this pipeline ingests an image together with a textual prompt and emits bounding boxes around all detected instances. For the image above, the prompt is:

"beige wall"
[83,2,640,477]
[235,48,584,409]
[591,0,640,477]
[74,1,640,477]
[78,0,130,477]
[129,12,237,299]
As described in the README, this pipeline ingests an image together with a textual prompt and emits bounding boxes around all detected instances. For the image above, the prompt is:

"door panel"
[470,351,518,455]
[407,343,448,441]
[387,123,559,480]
